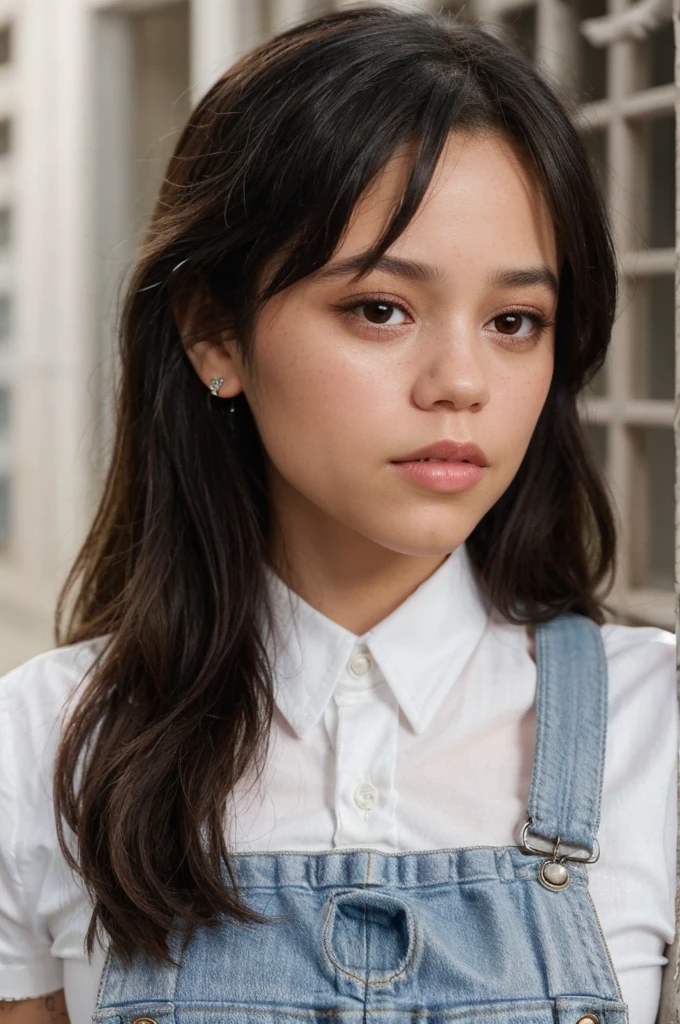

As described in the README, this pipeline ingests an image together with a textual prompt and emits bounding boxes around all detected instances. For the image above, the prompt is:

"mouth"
[390,458,486,493]
[390,441,489,467]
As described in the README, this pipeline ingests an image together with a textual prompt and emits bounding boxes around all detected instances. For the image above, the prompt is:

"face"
[185,131,558,581]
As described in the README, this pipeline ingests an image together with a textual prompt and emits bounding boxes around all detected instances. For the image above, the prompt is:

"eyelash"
[333,294,554,342]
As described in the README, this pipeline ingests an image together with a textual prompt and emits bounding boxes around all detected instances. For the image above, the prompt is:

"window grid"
[577,17,674,626]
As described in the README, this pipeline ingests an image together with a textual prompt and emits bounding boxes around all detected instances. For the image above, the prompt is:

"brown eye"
[363,302,397,325]
[494,313,524,335]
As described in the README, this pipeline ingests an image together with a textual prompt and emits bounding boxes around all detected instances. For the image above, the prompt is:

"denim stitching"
[320,891,417,986]
[165,999,629,1020]
[528,614,606,850]
[92,941,114,1014]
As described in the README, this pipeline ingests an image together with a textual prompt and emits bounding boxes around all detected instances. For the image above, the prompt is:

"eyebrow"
[314,253,558,296]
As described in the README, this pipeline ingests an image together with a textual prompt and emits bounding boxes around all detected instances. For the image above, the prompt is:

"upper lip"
[392,440,489,466]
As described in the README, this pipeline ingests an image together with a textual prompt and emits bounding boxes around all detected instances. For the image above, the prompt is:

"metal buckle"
[519,819,600,865]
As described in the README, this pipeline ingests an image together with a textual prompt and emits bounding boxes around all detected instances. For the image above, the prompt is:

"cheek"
[250,345,376,481]
[493,358,553,457]
[255,323,383,442]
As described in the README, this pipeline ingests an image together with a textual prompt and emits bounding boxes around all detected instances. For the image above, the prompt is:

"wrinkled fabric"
[92,613,628,1024]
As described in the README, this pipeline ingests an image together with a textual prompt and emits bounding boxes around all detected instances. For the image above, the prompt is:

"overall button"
[575,1017,600,1024]
[131,1019,159,1024]
[354,782,377,810]
[348,653,372,676]
[539,860,570,890]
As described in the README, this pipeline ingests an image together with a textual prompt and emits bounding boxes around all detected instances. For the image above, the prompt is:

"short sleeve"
[0,642,106,1000]
[592,623,678,1024]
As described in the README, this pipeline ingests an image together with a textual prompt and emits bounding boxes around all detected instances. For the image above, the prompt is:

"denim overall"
[91,612,629,1024]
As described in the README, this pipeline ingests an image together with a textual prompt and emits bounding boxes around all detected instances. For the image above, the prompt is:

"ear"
[171,283,245,399]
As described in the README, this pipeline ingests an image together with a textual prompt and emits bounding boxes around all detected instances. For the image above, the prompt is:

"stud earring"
[209,376,225,397]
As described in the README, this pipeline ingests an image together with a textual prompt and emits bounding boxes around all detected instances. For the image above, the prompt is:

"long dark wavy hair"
[53,2,618,970]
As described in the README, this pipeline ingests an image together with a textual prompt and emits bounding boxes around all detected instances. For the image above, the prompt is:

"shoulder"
[0,634,112,706]
[490,612,676,762]
[0,636,112,798]
[599,618,675,669]
[595,622,677,831]
[595,622,676,911]
[598,621,676,726]
[0,639,112,989]
[589,623,677,1006]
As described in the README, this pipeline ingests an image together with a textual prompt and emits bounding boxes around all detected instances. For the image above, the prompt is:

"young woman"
[0,5,676,1024]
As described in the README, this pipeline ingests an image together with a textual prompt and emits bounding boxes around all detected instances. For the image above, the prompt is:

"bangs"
[257,76,490,308]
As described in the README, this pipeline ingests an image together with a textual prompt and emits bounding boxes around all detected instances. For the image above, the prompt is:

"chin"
[366,530,474,559]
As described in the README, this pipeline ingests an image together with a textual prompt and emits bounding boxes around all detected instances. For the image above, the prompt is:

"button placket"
[332,655,399,847]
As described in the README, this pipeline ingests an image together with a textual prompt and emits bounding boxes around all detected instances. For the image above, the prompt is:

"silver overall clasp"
[519,819,600,892]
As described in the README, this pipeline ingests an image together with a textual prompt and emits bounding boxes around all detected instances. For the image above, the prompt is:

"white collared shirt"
[0,544,676,1024]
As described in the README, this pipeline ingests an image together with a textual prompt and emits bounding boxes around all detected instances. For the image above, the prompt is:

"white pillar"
[47,0,100,588]
[0,0,61,660]
[190,0,240,103]
[13,0,97,591]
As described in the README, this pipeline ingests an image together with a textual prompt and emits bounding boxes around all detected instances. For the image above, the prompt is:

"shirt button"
[348,652,372,676]
[353,782,377,810]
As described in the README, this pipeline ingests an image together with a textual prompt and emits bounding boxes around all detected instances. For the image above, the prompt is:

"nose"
[412,328,490,413]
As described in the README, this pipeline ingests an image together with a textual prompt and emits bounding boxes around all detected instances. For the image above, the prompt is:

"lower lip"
[390,460,486,492]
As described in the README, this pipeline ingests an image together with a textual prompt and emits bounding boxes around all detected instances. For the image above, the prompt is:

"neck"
[267,517,453,637]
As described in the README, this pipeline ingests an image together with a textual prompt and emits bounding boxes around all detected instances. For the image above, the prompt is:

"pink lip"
[391,460,485,493]
[391,439,489,466]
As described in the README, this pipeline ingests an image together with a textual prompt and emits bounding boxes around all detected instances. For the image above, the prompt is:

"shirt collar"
[261,543,490,738]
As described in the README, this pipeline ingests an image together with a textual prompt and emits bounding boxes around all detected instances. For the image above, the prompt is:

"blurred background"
[0,0,675,672]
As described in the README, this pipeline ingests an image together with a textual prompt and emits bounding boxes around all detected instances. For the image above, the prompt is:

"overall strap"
[526,611,608,854]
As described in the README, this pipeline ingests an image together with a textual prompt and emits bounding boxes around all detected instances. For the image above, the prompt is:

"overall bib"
[91,612,629,1024]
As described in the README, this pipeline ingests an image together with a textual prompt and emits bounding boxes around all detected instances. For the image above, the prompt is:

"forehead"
[335,130,558,276]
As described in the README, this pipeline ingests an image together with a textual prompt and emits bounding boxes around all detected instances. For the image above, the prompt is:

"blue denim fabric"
[92,612,628,1024]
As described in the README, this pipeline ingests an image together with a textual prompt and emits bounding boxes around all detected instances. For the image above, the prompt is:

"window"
[578,44,675,627]
[576,0,607,101]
